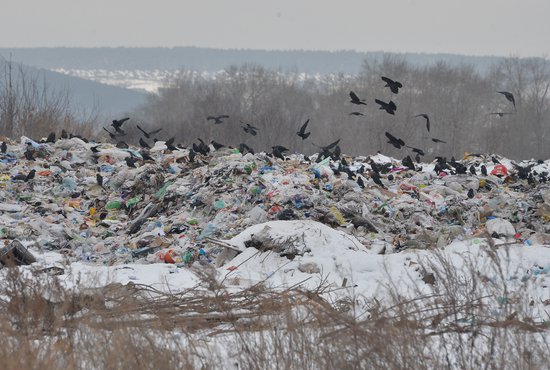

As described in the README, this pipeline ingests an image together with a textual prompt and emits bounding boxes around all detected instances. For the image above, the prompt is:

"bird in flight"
[271,145,289,160]
[207,115,230,124]
[242,123,259,136]
[349,112,365,116]
[349,91,367,105]
[497,91,516,111]
[137,125,162,139]
[297,119,311,140]
[414,114,431,132]
[139,138,151,149]
[431,138,447,144]
[103,127,123,140]
[314,139,341,152]
[381,76,403,94]
[111,117,130,134]
[375,99,397,115]
[385,132,405,149]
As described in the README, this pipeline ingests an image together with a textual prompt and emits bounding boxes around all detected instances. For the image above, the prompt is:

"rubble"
[1,135,550,270]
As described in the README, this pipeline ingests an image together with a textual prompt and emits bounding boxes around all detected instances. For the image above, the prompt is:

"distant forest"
[0,47,508,75]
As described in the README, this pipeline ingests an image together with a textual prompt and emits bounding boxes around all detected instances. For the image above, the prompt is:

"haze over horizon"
[0,0,549,58]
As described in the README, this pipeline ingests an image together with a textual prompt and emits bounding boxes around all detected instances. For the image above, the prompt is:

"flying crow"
[207,115,230,124]
[349,91,367,105]
[414,114,431,132]
[375,99,397,115]
[497,91,516,111]
[137,125,162,139]
[385,132,405,149]
[381,76,403,94]
[297,119,311,140]
[111,117,130,134]
[242,123,259,136]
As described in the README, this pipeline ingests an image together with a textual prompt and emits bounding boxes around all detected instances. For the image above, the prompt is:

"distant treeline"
[0,47,509,75]
[133,55,550,160]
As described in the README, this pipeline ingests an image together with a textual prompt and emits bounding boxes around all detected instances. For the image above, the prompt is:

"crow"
[409,147,425,156]
[481,165,488,176]
[371,171,385,188]
[349,91,367,105]
[297,119,311,140]
[137,125,162,139]
[206,115,230,124]
[414,114,431,132]
[357,176,365,189]
[314,139,341,152]
[349,112,365,116]
[488,112,513,117]
[140,149,155,161]
[375,99,397,115]
[125,156,137,168]
[1,141,6,153]
[469,165,477,175]
[497,91,516,111]
[96,173,103,187]
[415,153,421,164]
[165,137,178,151]
[402,155,415,171]
[188,149,196,162]
[491,156,500,164]
[25,169,36,182]
[332,145,341,160]
[112,117,130,134]
[385,132,405,149]
[12,169,35,182]
[239,143,255,155]
[139,138,151,149]
[241,122,259,136]
[194,139,210,156]
[272,145,289,160]
[381,76,403,94]
[45,132,56,143]
[116,141,129,149]
[103,127,121,140]
[61,129,68,139]
[210,140,225,150]
[431,137,447,144]
[90,145,101,153]
[24,149,35,161]
[467,189,475,199]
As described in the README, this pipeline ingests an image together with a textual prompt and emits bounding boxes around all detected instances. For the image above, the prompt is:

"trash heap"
[2,135,550,268]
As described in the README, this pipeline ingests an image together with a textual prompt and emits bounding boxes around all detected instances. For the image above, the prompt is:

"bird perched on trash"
[357,176,365,189]
[12,169,35,182]
[116,141,129,149]
[140,149,155,162]
[385,132,405,149]
[195,138,210,155]
[139,137,151,149]
[375,99,397,115]
[90,145,101,154]
[210,140,225,150]
[241,122,259,136]
[206,115,230,124]
[125,156,137,168]
[297,119,311,140]
[349,91,367,105]
[481,165,488,176]
[467,189,475,199]
[96,173,103,187]
[165,137,179,151]
[61,129,68,139]
[239,143,254,155]
[271,145,289,160]
[497,91,516,111]
[414,114,431,132]
[24,148,35,161]
[1,141,7,153]
[469,165,477,175]
[370,171,385,188]
[402,155,415,171]
[381,76,403,94]
[137,125,162,139]
[111,117,130,134]
[45,132,56,143]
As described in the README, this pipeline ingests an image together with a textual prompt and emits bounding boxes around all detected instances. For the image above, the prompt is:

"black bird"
[90,145,100,153]
[381,76,403,94]
[1,142,7,153]
[206,115,230,124]
[165,137,178,151]
[188,149,196,162]
[241,123,259,136]
[349,91,367,105]
[431,138,447,144]
[481,165,488,176]
[409,147,425,156]
[239,143,255,155]
[111,117,130,134]
[297,119,311,140]
[385,132,405,149]
[497,91,516,111]
[137,125,162,139]
[61,129,68,139]
[375,99,397,115]
[332,145,341,160]
[139,138,151,149]
[469,165,477,175]
[125,156,137,168]
[488,112,513,117]
[315,139,341,152]
[371,171,385,188]
[491,156,500,164]
[24,149,35,161]
[103,127,121,140]
[116,141,129,149]
[415,153,421,164]
[96,173,103,186]
[357,176,365,189]
[467,189,475,199]
[414,114,431,132]
[12,169,35,182]
[140,149,155,161]
[349,112,365,116]
[271,145,289,160]
[45,132,56,143]
[25,169,36,182]
[402,155,415,171]
[197,138,210,155]
[210,140,225,150]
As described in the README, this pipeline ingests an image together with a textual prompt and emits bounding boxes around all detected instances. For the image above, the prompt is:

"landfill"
[2,135,550,271]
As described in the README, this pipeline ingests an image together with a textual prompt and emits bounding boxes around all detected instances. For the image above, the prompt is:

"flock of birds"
[1,75,522,190]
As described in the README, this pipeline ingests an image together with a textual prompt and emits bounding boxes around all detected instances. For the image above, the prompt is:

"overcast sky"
[0,0,548,57]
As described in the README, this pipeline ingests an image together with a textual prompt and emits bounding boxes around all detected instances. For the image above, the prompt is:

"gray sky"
[1,0,549,57]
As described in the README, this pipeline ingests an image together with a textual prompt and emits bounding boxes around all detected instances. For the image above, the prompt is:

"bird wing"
[349,91,360,102]
[206,116,215,121]
[395,81,403,88]
[165,137,175,146]
[324,139,341,150]
[119,117,130,124]
[381,76,393,85]
[375,99,386,107]
[219,115,230,119]
[148,128,163,135]
[385,132,397,142]
[136,125,147,135]
[426,116,430,132]
[299,119,310,134]
[389,101,397,110]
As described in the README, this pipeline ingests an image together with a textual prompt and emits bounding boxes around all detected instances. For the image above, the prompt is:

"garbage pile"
[2,135,550,268]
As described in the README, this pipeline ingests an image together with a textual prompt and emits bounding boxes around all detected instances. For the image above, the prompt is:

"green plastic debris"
[183,250,194,264]
[126,195,142,208]
[155,181,172,199]
[214,199,226,210]
[105,200,122,210]
[188,219,198,225]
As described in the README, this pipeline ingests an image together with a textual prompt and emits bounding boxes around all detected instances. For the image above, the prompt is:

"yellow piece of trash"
[329,206,346,226]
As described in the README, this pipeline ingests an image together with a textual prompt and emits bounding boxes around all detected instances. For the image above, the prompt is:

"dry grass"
[0,241,549,370]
